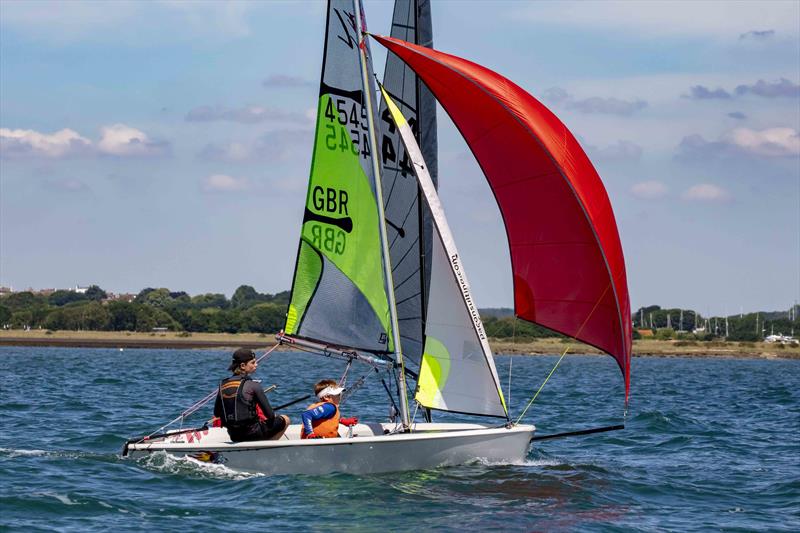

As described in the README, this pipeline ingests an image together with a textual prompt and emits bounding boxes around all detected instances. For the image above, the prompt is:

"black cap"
[229,348,256,371]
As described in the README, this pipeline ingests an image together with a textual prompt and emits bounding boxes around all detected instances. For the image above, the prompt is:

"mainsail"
[284,0,393,354]
[377,0,437,370]
[372,35,633,401]
[381,87,507,418]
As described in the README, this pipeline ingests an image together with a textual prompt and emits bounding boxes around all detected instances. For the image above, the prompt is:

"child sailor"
[300,380,357,439]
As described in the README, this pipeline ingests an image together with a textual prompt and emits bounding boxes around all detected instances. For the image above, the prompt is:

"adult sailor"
[213,348,289,442]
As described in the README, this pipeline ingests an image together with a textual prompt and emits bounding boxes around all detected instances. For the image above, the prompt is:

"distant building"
[35,288,56,297]
[0,286,12,296]
[107,292,136,302]
[636,328,654,337]
[73,285,90,294]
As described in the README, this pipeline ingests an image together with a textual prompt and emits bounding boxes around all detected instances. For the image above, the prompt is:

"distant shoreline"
[1,330,797,359]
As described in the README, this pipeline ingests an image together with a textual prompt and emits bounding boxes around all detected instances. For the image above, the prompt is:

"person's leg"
[263,415,290,440]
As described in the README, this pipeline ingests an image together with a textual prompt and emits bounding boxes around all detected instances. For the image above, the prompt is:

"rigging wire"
[507,357,513,408]
[340,360,353,386]
[514,281,616,425]
[139,344,280,441]
[514,347,569,425]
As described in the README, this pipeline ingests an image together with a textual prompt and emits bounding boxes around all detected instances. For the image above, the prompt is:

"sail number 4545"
[324,97,371,159]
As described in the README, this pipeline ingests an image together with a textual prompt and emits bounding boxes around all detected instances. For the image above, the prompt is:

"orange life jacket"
[301,401,340,438]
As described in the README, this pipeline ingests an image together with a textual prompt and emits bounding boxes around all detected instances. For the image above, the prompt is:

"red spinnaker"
[372,35,632,401]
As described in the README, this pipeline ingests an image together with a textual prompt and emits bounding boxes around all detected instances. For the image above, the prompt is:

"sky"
[1,0,798,315]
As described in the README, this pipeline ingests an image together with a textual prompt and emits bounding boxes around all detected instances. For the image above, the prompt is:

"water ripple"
[0,348,798,531]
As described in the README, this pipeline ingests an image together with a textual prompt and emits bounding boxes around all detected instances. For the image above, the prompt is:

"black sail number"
[324,96,371,158]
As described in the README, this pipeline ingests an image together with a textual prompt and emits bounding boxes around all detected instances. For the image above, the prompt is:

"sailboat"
[123,0,631,476]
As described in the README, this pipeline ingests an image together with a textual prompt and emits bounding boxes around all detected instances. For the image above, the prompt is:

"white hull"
[124,422,535,475]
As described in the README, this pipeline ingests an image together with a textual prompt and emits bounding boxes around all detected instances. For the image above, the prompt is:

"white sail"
[380,87,507,418]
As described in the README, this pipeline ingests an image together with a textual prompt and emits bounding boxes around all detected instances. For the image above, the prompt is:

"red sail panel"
[372,34,631,401]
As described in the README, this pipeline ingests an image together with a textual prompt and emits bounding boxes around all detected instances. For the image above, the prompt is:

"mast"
[354,0,411,428]
[414,0,429,364]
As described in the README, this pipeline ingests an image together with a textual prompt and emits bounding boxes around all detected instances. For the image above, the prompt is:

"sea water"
[0,346,797,531]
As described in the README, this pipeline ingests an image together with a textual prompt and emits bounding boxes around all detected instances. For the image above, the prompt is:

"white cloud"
[0,0,258,44]
[510,1,799,39]
[198,129,312,163]
[262,74,314,88]
[735,78,800,98]
[589,140,643,161]
[1,125,167,158]
[201,174,250,193]
[45,178,90,192]
[725,127,800,157]
[543,87,647,116]
[0,128,91,158]
[185,105,307,124]
[199,141,251,162]
[97,124,168,157]
[0,1,138,43]
[739,30,775,41]
[682,184,731,202]
[678,127,800,159]
[631,181,668,200]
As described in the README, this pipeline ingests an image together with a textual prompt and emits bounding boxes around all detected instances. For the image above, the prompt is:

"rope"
[507,357,513,407]
[141,344,280,440]
[514,346,569,424]
[514,281,614,425]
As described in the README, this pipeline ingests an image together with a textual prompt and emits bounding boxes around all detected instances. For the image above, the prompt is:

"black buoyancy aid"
[218,375,257,428]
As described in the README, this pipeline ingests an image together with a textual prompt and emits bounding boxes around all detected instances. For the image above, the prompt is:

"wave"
[0,447,52,458]
[31,492,85,506]
[630,409,718,434]
[0,446,121,466]
[135,450,263,480]
[469,455,565,468]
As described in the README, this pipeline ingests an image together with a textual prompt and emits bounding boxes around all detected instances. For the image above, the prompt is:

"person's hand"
[339,417,358,426]
[306,432,322,439]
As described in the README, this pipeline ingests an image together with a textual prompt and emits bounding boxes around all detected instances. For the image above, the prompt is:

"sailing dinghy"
[123,0,630,476]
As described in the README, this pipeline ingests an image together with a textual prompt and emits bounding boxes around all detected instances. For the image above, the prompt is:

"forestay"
[284,0,393,354]
[381,87,508,419]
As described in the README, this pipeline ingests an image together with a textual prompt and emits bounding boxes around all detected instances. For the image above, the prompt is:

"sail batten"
[372,34,632,401]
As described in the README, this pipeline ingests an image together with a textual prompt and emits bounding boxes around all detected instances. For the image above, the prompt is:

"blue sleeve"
[301,403,337,434]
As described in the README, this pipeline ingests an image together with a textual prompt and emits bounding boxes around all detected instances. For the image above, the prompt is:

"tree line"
[0,286,796,341]
[0,285,289,334]
[631,305,798,342]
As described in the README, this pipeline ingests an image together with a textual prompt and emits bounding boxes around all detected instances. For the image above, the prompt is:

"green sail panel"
[285,0,392,353]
